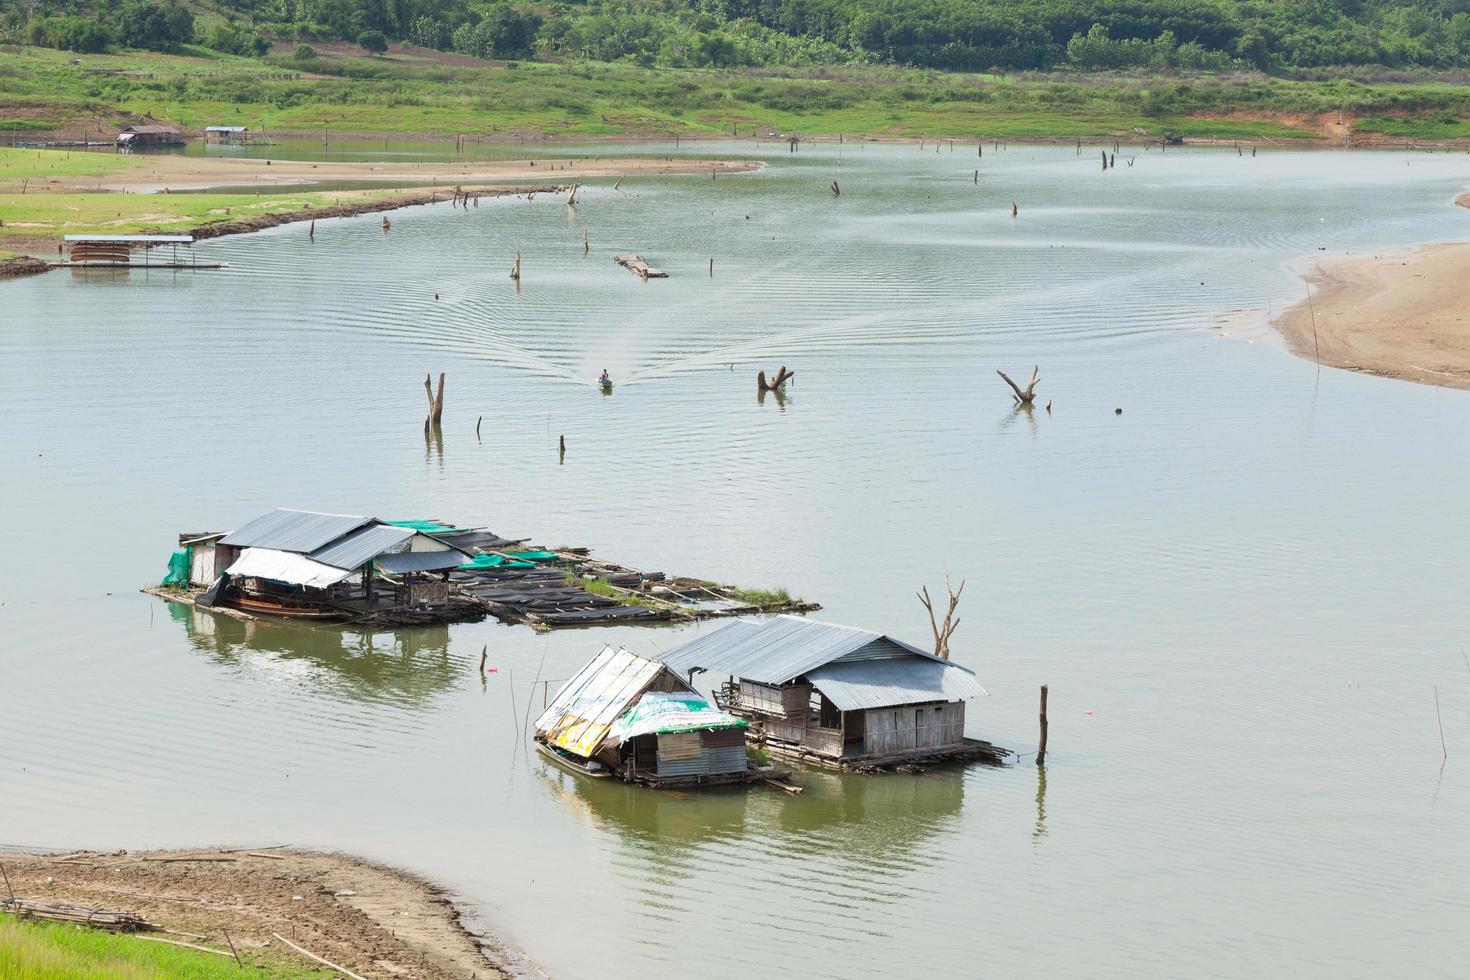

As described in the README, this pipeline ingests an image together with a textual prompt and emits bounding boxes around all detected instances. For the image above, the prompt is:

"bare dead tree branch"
[996,366,1040,404]
[917,576,966,659]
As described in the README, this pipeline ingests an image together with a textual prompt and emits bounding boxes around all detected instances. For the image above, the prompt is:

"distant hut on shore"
[657,616,1007,769]
[116,124,184,149]
[535,646,777,788]
[160,508,471,624]
[204,125,249,144]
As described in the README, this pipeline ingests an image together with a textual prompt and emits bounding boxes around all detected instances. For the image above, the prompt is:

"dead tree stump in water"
[423,372,445,429]
[997,366,1040,405]
[757,366,794,393]
[917,576,965,660]
[1037,684,1049,765]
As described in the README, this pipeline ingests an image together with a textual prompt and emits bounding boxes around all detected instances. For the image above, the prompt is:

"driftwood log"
[757,366,794,393]
[997,366,1040,405]
[613,255,667,279]
[424,372,445,428]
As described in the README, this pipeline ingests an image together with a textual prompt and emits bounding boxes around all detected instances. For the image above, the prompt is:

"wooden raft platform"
[149,518,818,631]
[613,254,667,279]
[741,730,1012,771]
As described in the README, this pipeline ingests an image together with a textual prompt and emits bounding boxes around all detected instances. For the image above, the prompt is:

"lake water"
[3,141,1469,979]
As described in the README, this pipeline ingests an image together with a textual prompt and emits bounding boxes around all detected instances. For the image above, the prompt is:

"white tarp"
[224,547,354,589]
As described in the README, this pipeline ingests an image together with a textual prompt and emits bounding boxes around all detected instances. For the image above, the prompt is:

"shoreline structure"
[1273,192,1470,392]
[0,845,521,977]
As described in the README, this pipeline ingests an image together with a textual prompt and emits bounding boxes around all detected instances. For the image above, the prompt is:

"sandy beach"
[0,846,512,977]
[1275,238,1470,392]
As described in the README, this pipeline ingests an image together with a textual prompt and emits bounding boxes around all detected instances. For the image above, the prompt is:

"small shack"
[204,125,248,143]
[658,616,1008,769]
[164,508,473,624]
[535,646,786,789]
[116,124,184,148]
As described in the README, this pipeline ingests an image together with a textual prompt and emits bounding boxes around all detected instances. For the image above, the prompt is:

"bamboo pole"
[136,936,232,958]
[271,933,368,980]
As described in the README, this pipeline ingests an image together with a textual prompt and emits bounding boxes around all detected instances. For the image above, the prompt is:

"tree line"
[5,0,1470,71]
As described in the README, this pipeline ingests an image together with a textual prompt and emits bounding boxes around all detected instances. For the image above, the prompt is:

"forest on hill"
[5,0,1470,73]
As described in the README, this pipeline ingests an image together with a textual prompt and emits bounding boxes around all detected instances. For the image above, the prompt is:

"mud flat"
[0,846,518,978]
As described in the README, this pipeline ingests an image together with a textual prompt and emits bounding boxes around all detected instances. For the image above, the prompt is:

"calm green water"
[4,142,1470,979]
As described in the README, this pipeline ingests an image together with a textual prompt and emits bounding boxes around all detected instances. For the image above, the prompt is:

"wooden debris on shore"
[1,897,152,931]
[613,254,667,279]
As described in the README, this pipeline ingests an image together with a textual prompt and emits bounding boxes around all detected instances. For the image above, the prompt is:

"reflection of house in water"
[659,616,1009,769]
[165,601,458,707]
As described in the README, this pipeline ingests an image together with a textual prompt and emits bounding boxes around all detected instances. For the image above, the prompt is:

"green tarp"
[162,547,190,587]
[609,692,746,742]
[388,519,471,535]
[457,550,560,571]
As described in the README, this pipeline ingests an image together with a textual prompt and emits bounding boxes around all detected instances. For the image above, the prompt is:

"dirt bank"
[0,255,51,279]
[1275,239,1470,391]
[0,847,512,978]
[184,184,561,240]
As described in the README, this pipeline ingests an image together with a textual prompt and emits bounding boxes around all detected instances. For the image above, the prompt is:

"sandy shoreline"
[5,154,753,196]
[0,845,515,977]
[1275,230,1470,391]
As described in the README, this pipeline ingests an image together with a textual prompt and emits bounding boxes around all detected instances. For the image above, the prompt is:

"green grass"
[0,914,327,978]
[0,186,404,238]
[0,146,141,186]
[1354,113,1470,138]
[8,43,1470,143]
[564,572,657,608]
[726,585,794,610]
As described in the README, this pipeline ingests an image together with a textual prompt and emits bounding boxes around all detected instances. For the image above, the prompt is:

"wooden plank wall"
[863,702,965,756]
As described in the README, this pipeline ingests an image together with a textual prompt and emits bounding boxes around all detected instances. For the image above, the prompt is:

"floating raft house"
[147,508,818,629]
[534,646,795,790]
[659,616,1011,770]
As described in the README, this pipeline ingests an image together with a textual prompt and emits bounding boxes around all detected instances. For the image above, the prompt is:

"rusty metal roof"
[534,647,667,758]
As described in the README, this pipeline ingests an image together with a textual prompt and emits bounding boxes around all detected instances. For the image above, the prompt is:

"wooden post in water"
[709,257,714,277]
[1037,684,1049,766]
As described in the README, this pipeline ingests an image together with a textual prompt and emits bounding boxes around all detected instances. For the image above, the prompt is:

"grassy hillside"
[6,43,1470,143]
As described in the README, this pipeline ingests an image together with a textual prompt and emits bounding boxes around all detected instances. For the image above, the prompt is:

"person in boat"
[599,369,611,386]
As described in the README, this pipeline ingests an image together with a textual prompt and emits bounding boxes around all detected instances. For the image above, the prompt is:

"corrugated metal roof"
[64,234,194,243]
[374,549,468,574]
[205,126,247,132]
[220,509,373,553]
[534,647,668,758]
[307,524,414,570]
[656,616,935,685]
[121,125,180,134]
[806,657,986,711]
[224,547,353,589]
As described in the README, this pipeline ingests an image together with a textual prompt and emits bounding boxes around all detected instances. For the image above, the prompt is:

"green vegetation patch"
[0,914,326,978]
[0,187,401,238]
[0,146,141,185]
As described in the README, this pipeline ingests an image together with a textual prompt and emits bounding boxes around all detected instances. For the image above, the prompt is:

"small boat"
[536,740,612,777]
[599,378,613,392]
